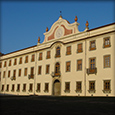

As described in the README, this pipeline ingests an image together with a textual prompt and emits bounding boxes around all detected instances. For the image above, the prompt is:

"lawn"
[0,95,115,115]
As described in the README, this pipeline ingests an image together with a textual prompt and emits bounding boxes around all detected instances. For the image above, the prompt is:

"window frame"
[77,43,83,53]
[89,40,96,51]
[77,59,82,71]
[103,37,111,48]
[104,55,110,68]
[66,61,71,72]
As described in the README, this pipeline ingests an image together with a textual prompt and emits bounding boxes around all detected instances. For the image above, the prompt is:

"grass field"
[0,95,115,115]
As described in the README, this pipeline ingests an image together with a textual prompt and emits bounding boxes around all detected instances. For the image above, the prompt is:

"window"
[89,81,95,91]
[46,65,50,74]
[77,60,82,71]
[77,43,83,53]
[0,62,2,68]
[17,84,20,92]
[13,70,16,77]
[24,68,27,76]
[9,60,11,66]
[66,46,71,55]
[104,55,110,68]
[0,72,1,81]
[14,58,17,65]
[104,80,110,91]
[8,71,10,78]
[19,57,22,64]
[36,83,41,92]
[44,83,49,92]
[90,58,96,70]
[39,53,42,60]
[76,82,82,92]
[4,61,7,67]
[3,71,6,78]
[22,84,26,92]
[18,69,21,77]
[66,61,70,72]
[46,51,50,59]
[25,56,28,63]
[65,82,70,93]
[55,62,60,76]
[38,66,42,75]
[6,84,9,91]
[1,85,4,91]
[55,47,60,57]
[103,37,110,48]
[29,67,34,79]
[29,84,33,92]
[90,40,96,50]
[11,84,15,92]
[31,54,35,62]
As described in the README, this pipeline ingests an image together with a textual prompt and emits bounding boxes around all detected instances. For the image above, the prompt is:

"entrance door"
[53,80,61,96]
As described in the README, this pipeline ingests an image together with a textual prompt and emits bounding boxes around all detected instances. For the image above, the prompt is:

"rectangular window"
[77,59,82,71]
[9,60,11,66]
[46,51,50,59]
[76,82,82,91]
[44,83,49,92]
[103,37,110,48]
[77,43,83,53]
[66,61,71,72]
[3,71,6,78]
[38,66,42,75]
[22,84,26,92]
[104,55,110,68]
[18,69,21,77]
[19,57,22,64]
[39,53,42,60]
[36,83,41,92]
[25,56,28,63]
[1,85,4,91]
[4,61,7,67]
[29,84,33,92]
[6,84,9,91]
[8,71,10,78]
[24,68,27,76]
[90,40,96,50]
[11,84,15,92]
[14,58,17,65]
[65,82,70,93]
[66,46,71,55]
[46,65,50,74]
[0,62,2,68]
[17,84,20,92]
[89,81,95,91]
[13,70,16,77]
[90,58,96,70]
[31,54,35,62]
[104,80,110,91]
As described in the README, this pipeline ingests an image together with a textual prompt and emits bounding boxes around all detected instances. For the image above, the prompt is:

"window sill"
[64,90,70,93]
[75,90,82,93]
[102,90,111,93]
[88,90,96,93]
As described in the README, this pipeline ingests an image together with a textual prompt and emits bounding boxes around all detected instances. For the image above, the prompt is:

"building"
[0,16,115,96]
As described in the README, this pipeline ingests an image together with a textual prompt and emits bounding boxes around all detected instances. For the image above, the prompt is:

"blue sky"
[1,1,115,54]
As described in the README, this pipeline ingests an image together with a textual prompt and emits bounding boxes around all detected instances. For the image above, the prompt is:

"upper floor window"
[0,62,2,68]
[3,71,6,78]
[24,68,27,76]
[66,61,71,72]
[8,71,10,78]
[77,59,82,71]
[31,67,34,75]
[9,60,12,66]
[104,55,110,68]
[13,70,16,77]
[4,61,7,67]
[46,65,50,74]
[66,46,71,55]
[103,37,111,48]
[25,56,28,63]
[38,66,42,75]
[39,53,42,60]
[14,58,17,65]
[55,62,60,75]
[89,40,96,50]
[90,58,96,70]
[18,69,21,77]
[19,57,22,64]
[46,51,50,59]
[31,54,35,62]
[77,43,83,53]
[55,47,60,58]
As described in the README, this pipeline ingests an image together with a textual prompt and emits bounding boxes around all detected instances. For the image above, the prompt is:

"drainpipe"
[84,39,86,96]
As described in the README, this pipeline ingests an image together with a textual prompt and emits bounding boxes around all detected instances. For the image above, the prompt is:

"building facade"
[0,16,115,96]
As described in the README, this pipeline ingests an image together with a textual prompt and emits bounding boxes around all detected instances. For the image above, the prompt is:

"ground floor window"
[44,83,49,92]
[29,84,33,92]
[11,84,15,92]
[76,82,82,93]
[6,84,9,92]
[22,84,26,92]
[1,85,4,91]
[65,82,70,93]
[17,84,20,92]
[88,81,95,93]
[36,83,41,92]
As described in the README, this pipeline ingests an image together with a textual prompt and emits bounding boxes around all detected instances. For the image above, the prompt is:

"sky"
[1,0,115,54]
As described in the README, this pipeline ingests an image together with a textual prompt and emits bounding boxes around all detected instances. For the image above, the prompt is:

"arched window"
[55,47,60,57]
[55,62,60,76]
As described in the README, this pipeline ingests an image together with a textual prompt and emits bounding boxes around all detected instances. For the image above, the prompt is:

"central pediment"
[43,16,80,43]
